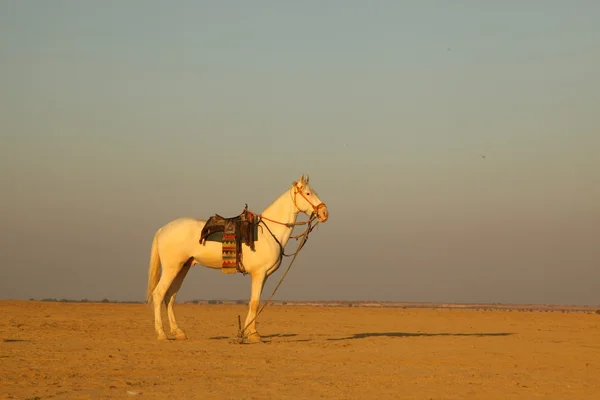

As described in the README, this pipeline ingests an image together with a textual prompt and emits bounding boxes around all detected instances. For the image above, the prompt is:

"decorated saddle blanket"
[199,206,259,274]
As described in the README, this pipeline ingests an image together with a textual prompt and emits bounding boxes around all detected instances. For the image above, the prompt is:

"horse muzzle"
[315,203,328,223]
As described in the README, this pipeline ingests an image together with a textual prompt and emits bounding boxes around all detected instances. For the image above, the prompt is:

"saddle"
[199,205,258,274]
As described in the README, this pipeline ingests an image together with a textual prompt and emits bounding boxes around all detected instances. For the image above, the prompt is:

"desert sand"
[1,300,599,399]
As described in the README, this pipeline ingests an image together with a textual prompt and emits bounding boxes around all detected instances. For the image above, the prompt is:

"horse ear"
[305,174,309,184]
[299,174,305,183]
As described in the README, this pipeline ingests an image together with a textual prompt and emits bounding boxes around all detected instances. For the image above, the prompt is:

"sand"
[1,300,599,399]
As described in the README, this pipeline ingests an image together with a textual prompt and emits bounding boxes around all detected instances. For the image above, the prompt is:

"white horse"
[146,174,328,342]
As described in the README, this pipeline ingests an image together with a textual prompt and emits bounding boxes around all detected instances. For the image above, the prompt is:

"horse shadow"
[327,332,514,341]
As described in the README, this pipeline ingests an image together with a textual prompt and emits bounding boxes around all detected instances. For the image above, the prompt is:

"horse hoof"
[175,333,188,341]
[245,332,263,343]
[157,333,168,341]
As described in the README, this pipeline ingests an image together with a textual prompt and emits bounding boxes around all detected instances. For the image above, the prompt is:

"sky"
[1,1,599,306]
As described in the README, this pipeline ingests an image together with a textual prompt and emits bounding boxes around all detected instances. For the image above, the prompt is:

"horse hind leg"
[164,259,193,340]
[151,260,184,340]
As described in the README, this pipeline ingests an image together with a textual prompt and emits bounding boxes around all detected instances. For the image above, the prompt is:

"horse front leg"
[243,271,267,343]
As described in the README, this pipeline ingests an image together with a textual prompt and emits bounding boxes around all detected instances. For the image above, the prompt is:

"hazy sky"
[1,1,599,305]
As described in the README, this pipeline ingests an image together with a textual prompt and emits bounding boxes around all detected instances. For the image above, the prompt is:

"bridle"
[251,182,323,261]
[245,181,326,253]
[290,181,327,220]
[255,181,326,228]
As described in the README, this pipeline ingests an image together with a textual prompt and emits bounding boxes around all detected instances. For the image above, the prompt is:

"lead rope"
[233,215,319,344]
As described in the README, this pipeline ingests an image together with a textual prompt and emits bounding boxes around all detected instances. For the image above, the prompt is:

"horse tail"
[146,228,162,304]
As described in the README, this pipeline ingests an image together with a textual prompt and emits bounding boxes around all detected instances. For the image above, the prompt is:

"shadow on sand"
[208,336,231,340]
[209,333,299,341]
[327,332,515,341]
[262,333,298,339]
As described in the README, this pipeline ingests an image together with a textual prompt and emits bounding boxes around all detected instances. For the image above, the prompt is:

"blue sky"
[1,1,599,305]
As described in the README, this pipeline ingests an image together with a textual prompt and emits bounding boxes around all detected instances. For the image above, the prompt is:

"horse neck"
[259,189,299,246]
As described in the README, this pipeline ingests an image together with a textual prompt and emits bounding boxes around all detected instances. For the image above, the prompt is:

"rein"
[251,182,325,230]
[235,218,318,344]
[259,213,319,257]
[245,182,325,240]
[233,189,322,344]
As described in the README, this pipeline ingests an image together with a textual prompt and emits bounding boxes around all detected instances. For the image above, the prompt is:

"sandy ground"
[1,300,599,400]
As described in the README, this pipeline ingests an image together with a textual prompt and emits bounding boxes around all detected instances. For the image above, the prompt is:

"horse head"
[291,174,328,223]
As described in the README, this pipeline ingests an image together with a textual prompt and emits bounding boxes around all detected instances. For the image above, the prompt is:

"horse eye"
[306,192,311,196]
